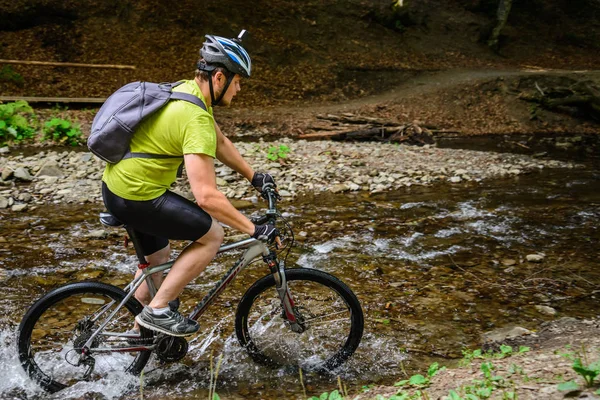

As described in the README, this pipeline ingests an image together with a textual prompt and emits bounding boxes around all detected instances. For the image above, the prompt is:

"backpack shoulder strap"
[169,81,208,111]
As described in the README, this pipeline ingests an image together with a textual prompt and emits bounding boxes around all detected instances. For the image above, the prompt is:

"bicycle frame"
[82,235,302,354]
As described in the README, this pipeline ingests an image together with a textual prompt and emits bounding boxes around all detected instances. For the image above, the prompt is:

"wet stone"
[11,203,27,212]
[75,270,104,280]
[526,253,545,263]
[535,305,557,316]
[86,230,107,239]
[0,196,7,209]
[483,326,533,343]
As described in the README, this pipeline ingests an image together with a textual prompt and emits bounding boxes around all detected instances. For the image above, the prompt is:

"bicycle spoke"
[20,285,152,391]
[300,310,349,323]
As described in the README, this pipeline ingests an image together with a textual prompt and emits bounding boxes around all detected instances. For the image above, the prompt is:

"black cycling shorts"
[102,182,213,256]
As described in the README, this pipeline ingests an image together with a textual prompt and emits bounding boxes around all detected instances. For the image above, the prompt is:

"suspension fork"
[264,252,305,333]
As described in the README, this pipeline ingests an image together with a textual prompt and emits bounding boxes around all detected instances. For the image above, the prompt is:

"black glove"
[251,172,276,192]
[252,223,280,243]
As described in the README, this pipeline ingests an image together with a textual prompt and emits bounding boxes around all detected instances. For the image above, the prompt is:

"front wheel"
[235,268,364,372]
[18,282,153,393]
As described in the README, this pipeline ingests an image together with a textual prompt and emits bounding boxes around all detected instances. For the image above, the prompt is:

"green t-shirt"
[102,80,216,200]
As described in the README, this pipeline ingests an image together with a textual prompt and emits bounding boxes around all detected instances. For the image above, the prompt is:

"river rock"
[482,326,533,343]
[17,192,32,202]
[501,259,517,266]
[36,162,64,177]
[14,167,33,181]
[216,177,228,186]
[12,203,27,212]
[526,253,545,263]
[0,147,9,154]
[449,176,462,183]
[0,196,7,209]
[1,168,13,180]
[224,234,248,242]
[86,230,107,239]
[535,305,557,316]
[330,184,349,193]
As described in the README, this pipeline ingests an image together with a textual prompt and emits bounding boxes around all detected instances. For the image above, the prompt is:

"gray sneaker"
[135,306,199,337]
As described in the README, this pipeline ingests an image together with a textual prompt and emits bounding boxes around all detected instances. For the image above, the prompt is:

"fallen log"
[0,96,106,104]
[519,79,600,120]
[0,59,136,70]
[316,113,396,126]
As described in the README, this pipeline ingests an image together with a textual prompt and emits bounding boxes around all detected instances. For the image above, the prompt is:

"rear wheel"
[235,268,363,372]
[18,282,153,393]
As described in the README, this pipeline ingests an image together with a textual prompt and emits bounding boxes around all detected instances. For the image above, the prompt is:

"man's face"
[215,73,241,106]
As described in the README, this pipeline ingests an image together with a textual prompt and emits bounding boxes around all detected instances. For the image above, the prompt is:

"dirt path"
[215,68,600,138]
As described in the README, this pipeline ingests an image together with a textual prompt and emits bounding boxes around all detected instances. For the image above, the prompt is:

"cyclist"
[101,31,279,337]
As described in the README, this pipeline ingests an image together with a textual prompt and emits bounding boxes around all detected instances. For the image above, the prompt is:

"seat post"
[124,226,147,265]
[124,226,159,298]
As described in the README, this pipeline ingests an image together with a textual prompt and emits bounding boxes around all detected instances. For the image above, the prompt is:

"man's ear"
[213,71,225,84]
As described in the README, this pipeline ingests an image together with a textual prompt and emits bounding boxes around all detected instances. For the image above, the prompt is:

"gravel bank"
[0,139,577,212]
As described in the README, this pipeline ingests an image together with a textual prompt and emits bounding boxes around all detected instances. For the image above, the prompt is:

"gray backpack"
[88,81,207,163]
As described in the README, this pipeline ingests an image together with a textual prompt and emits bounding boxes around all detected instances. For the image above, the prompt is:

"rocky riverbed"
[0,139,577,212]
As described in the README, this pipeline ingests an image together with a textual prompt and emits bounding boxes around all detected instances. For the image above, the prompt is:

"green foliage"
[427,362,446,378]
[0,66,24,85]
[449,361,514,400]
[308,390,343,400]
[0,100,36,145]
[267,144,290,161]
[460,345,530,366]
[42,117,83,146]
[393,362,446,395]
[557,345,600,388]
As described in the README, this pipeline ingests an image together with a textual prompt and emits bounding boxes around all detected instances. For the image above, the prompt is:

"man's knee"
[146,244,171,265]
[200,221,224,247]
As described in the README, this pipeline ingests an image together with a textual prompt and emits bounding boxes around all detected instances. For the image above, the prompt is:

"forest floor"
[354,317,600,400]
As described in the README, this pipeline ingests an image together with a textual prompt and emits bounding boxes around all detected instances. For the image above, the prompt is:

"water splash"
[0,328,43,399]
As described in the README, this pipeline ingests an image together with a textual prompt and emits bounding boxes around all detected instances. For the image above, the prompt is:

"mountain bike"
[17,186,364,393]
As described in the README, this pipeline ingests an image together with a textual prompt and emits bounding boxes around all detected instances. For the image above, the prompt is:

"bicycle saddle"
[99,212,124,228]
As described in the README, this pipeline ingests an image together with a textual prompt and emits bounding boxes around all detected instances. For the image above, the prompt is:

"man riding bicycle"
[101,31,279,337]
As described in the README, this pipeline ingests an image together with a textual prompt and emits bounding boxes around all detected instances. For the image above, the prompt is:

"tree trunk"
[488,0,513,51]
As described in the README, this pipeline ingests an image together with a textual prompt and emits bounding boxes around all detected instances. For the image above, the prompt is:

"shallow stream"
[0,148,599,399]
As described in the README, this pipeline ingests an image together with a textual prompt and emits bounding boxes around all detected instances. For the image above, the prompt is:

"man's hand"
[251,172,276,192]
[252,223,280,244]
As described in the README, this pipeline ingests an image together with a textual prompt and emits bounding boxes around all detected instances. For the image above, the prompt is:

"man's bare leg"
[148,220,224,309]
[134,245,170,305]
[131,245,170,331]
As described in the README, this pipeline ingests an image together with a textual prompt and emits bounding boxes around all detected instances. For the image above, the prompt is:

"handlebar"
[251,184,280,225]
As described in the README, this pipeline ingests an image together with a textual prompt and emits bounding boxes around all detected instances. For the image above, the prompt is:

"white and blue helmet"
[200,31,252,78]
